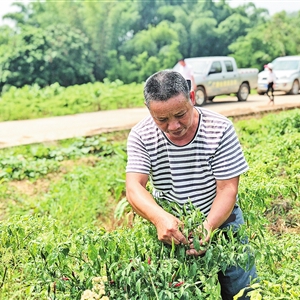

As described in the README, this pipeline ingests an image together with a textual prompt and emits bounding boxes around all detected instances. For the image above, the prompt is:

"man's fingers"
[186,248,206,256]
[171,236,187,245]
[161,235,187,246]
[158,220,187,245]
[174,235,188,245]
[172,227,188,245]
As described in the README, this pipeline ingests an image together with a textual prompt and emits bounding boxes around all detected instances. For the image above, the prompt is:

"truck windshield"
[187,60,210,74]
[273,60,299,70]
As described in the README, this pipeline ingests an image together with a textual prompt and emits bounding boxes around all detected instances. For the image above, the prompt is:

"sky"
[1,0,300,26]
[229,0,300,14]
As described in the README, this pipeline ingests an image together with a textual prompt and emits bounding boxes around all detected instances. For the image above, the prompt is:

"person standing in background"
[266,63,276,105]
[177,58,197,92]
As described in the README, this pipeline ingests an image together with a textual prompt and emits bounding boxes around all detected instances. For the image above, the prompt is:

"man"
[177,58,197,91]
[126,70,258,299]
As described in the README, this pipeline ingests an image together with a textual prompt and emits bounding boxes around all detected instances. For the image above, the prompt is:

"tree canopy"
[0,0,299,92]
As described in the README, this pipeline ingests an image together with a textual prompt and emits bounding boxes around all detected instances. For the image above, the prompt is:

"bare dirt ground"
[0,92,299,149]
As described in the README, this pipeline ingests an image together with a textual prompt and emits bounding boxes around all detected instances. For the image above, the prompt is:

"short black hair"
[144,70,190,107]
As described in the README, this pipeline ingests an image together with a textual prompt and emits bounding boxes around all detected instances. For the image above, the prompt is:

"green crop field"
[0,81,144,122]
[0,81,260,122]
[0,109,299,299]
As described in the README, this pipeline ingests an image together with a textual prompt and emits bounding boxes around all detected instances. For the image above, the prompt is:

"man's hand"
[186,219,212,256]
[154,211,187,246]
[185,176,239,256]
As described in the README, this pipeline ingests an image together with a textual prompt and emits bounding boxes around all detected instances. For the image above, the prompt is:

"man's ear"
[190,90,196,105]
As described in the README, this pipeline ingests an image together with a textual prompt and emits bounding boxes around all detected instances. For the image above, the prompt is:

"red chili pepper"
[174,281,184,287]
[61,277,69,281]
[147,257,151,265]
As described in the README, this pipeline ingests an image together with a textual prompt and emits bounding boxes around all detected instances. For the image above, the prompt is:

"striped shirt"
[126,107,248,216]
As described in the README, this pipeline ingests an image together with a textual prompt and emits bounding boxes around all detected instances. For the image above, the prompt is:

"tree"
[2,0,296,89]
[106,21,181,83]
[2,1,32,26]
[0,24,95,91]
[215,13,250,56]
[82,1,140,81]
[229,11,300,69]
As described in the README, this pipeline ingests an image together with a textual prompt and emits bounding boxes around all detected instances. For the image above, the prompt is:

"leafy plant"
[0,81,143,121]
[0,134,127,181]
[0,109,299,299]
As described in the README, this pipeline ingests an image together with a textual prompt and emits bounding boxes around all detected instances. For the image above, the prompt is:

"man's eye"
[176,113,185,118]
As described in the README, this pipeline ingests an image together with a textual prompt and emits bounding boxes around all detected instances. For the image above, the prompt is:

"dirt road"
[0,92,299,149]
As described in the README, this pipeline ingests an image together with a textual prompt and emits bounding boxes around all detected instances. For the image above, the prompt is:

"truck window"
[273,60,300,70]
[224,60,234,72]
[209,61,222,74]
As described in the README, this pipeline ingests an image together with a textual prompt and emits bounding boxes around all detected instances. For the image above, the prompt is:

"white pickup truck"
[173,56,258,106]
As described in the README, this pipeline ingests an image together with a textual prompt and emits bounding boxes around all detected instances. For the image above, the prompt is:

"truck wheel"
[237,83,250,101]
[288,80,299,95]
[195,87,207,106]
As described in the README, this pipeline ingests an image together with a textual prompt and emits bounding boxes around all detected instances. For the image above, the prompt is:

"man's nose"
[168,120,180,130]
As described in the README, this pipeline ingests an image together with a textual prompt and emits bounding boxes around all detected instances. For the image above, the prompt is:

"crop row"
[0,81,144,122]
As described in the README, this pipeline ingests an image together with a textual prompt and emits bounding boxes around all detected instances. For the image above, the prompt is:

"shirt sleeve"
[210,123,249,180]
[126,129,151,174]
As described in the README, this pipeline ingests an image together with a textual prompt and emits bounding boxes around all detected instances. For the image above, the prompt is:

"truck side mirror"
[186,79,191,91]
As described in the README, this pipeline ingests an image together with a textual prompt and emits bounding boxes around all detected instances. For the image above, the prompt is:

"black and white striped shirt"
[126,107,248,216]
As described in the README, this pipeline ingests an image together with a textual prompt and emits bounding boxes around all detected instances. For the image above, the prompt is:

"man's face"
[179,60,185,66]
[148,92,196,141]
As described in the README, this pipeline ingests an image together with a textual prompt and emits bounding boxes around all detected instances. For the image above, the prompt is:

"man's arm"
[126,172,187,245]
[187,176,239,255]
[205,176,239,231]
